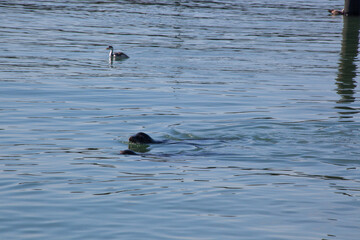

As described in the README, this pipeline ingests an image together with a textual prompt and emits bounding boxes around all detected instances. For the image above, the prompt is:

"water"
[1,1,359,239]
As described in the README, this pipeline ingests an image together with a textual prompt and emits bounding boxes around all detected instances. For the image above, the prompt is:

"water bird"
[328,9,344,15]
[106,46,129,60]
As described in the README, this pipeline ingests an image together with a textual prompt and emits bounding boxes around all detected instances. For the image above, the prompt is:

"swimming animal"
[120,132,219,155]
[107,46,129,60]
[120,132,163,155]
[328,9,344,15]
[128,132,162,144]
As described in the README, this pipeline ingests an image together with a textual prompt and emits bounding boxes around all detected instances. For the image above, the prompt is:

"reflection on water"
[336,16,360,118]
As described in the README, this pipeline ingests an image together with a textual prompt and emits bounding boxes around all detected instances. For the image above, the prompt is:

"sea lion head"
[129,132,157,144]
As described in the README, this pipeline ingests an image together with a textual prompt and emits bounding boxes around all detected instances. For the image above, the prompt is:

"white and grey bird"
[106,46,129,60]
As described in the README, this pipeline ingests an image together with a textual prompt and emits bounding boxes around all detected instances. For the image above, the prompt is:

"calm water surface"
[1,1,360,239]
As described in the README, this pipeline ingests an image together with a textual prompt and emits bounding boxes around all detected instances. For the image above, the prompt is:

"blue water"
[1,1,359,239]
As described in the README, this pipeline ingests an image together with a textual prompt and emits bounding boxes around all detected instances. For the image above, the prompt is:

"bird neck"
[109,49,114,57]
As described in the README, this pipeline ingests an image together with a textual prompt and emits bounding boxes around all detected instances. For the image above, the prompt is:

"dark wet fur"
[128,132,161,144]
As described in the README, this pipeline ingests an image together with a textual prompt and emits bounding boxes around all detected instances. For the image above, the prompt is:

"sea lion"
[128,132,162,144]
[120,132,209,156]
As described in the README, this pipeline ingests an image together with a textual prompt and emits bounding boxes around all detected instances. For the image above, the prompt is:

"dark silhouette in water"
[128,132,162,144]
[120,132,162,155]
[120,132,233,157]
[120,149,138,155]
[121,132,208,155]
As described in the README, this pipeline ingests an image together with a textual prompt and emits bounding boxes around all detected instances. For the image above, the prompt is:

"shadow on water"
[335,16,360,119]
